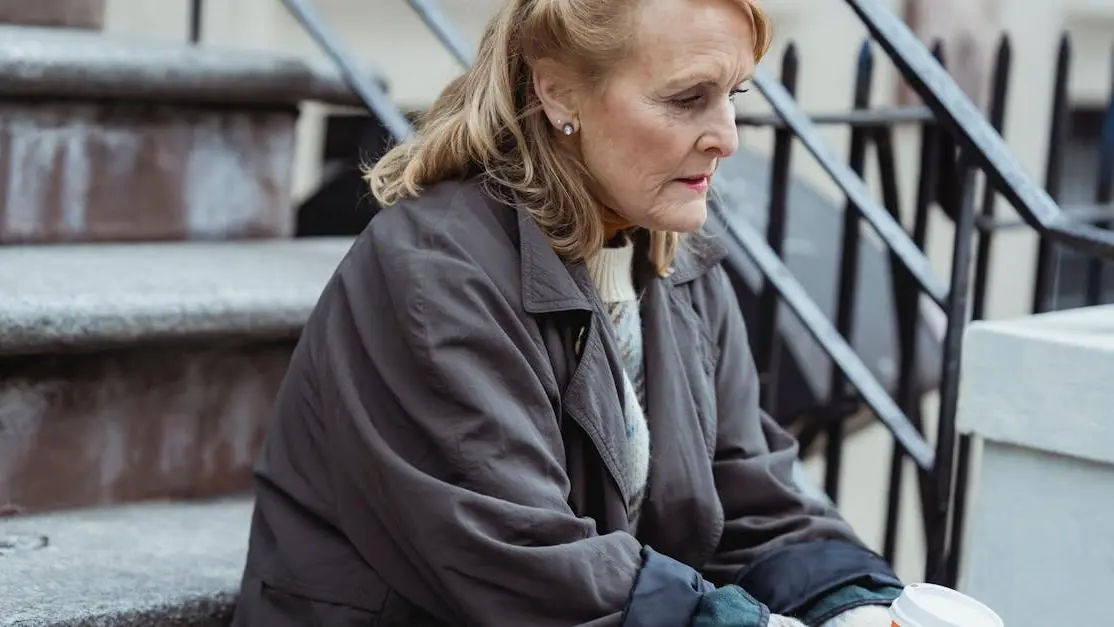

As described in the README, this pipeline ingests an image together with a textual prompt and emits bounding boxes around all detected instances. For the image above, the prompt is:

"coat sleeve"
[309,223,719,627]
[696,265,902,617]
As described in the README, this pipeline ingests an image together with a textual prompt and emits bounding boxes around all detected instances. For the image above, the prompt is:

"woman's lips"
[676,175,710,191]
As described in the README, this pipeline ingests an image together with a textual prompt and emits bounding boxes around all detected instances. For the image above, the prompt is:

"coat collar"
[518,209,594,314]
[517,208,727,314]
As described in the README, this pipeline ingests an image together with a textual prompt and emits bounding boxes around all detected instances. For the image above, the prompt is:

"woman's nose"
[696,100,740,158]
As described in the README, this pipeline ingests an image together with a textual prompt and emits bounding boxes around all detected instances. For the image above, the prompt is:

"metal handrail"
[406,0,476,67]
[752,67,950,309]
[844,0,1114,261]
[279,0,414,141]
[710,203,936,469]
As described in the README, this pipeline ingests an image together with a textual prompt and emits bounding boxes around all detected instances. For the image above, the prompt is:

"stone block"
[0,342,291,515]
[0,102,297,244]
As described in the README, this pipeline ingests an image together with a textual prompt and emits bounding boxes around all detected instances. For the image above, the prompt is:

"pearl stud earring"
[557,120,576,136]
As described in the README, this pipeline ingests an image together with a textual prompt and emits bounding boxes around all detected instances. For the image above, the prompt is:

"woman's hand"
[769,604,892,627]
[821,604,893,626]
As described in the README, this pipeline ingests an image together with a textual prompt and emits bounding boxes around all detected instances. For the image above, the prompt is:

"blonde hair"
[366,0,772,275]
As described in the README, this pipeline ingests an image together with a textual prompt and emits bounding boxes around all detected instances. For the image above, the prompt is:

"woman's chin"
[664,200,708,233]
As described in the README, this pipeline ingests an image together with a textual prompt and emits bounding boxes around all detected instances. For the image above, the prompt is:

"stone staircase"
[0,19,377,626]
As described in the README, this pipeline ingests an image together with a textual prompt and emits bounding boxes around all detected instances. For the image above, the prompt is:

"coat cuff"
[732,539,902,616]
[622,547,715,627]
[802,583,903,626]
[692,585,771,627]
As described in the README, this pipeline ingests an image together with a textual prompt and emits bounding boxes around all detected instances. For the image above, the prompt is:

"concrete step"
[0,497,252,626]
[0,238,353,515]
[0,25,383,244]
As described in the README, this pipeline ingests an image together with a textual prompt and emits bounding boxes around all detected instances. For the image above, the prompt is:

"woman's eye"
[728,87,750,102]
[671,94,703,109]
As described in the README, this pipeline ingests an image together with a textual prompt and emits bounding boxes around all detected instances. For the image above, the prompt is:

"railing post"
[970,37,1012,322]
[925,148,978,586]
[755,44,799,417]
[189,0,204,44]
[1032,35,1072,314]
[883,41,945,564]
[823,41,875,503]
[1083,49,1114,306]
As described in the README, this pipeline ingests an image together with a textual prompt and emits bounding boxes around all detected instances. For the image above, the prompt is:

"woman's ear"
[532,58,580,132]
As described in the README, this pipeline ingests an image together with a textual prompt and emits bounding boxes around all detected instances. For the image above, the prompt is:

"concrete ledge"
[0,25,386,108]
[957,304,1114,466]
[956,305,1114,625]
[0,497,251,626]
[0,238,353,357]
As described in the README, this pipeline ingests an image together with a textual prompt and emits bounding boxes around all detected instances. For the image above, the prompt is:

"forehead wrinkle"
[662,58,753,90]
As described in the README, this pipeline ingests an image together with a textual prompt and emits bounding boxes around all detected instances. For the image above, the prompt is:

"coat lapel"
[517,210,634,508]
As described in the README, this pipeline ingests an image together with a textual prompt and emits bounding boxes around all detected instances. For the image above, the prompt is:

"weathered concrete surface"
[0,102,297,244]
[0,342,290,515]
[0,25,386,107]
[957,305,1114,626]
[0,238,353,356]
[0,24,392,244]
[0,497,251,626]
[0,238,353,514]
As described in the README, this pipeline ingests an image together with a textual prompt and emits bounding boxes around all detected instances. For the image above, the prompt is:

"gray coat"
[232,178,898,626]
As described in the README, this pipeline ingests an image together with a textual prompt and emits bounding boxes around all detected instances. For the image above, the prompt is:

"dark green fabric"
[690,581,901,626]
[797,583,902,626]
[691,585,770,627]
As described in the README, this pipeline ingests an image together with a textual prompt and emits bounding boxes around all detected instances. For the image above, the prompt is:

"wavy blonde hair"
[366,0,772,275]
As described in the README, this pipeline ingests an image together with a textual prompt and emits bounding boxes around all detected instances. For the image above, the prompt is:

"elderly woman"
[233,0,904,625]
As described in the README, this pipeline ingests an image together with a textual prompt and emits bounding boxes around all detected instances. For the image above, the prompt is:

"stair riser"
[0,0,104,30]
[0,102,297,244]
[0,341,291,515]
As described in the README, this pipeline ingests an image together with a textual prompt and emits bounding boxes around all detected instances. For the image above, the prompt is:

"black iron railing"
[281,0,415,140]
[273,0,1114,588]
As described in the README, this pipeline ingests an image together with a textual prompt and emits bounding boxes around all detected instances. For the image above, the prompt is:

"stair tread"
[0,497,252,626]
[0,237,354,356]
[0,25,385,107]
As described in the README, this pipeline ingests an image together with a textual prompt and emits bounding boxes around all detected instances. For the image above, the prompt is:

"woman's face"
[541,0,756,233]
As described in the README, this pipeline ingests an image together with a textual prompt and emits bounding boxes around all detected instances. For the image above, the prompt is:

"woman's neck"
[601,207,636,241]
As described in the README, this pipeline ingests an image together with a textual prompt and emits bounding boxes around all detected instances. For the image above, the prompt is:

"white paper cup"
[889,583,1003,627]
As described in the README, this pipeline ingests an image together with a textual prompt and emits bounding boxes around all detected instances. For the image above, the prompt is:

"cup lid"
[891,583,1003,627]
